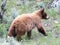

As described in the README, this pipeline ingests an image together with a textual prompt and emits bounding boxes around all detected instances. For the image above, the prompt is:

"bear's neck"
[32,11,42,19]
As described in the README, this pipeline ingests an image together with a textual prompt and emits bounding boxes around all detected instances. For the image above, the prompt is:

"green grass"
[0,0,60,45]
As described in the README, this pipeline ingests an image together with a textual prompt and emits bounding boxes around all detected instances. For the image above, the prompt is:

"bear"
[7,8,49,41]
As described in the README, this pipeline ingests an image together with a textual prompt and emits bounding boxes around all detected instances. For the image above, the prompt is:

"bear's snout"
[46,16,49,19]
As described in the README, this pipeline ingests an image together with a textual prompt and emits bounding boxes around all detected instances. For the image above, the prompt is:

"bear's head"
[40,8,49,19]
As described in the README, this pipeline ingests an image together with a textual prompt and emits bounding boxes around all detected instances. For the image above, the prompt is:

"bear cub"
[7,8,49,41]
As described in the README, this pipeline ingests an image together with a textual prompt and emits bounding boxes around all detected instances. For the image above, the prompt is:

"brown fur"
[8,8,49,41]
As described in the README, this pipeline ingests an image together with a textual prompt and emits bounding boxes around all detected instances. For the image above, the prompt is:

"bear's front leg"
[37,23,47,36]
[27,30,32,39]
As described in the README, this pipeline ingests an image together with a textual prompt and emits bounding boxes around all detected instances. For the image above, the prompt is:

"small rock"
[54,20,59,23]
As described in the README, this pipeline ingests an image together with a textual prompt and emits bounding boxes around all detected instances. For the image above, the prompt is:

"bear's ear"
[40,8,44,13]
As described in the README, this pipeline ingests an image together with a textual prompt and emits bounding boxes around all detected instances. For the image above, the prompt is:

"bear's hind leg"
[16,31,25,41]
[27,30,32,39]
[16,35,22,41]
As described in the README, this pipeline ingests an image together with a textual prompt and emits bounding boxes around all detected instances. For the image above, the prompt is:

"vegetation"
[0,0,60,45]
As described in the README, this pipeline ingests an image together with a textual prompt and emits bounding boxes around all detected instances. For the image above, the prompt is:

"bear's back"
[11,14,36,31]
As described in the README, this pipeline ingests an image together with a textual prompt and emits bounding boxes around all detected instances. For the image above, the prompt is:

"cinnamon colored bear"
[7,8,49,41]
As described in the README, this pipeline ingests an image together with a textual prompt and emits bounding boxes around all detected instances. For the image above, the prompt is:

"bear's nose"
[46,16,49,19]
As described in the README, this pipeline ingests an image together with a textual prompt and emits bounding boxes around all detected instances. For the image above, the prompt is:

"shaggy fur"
[8,8,49,41]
